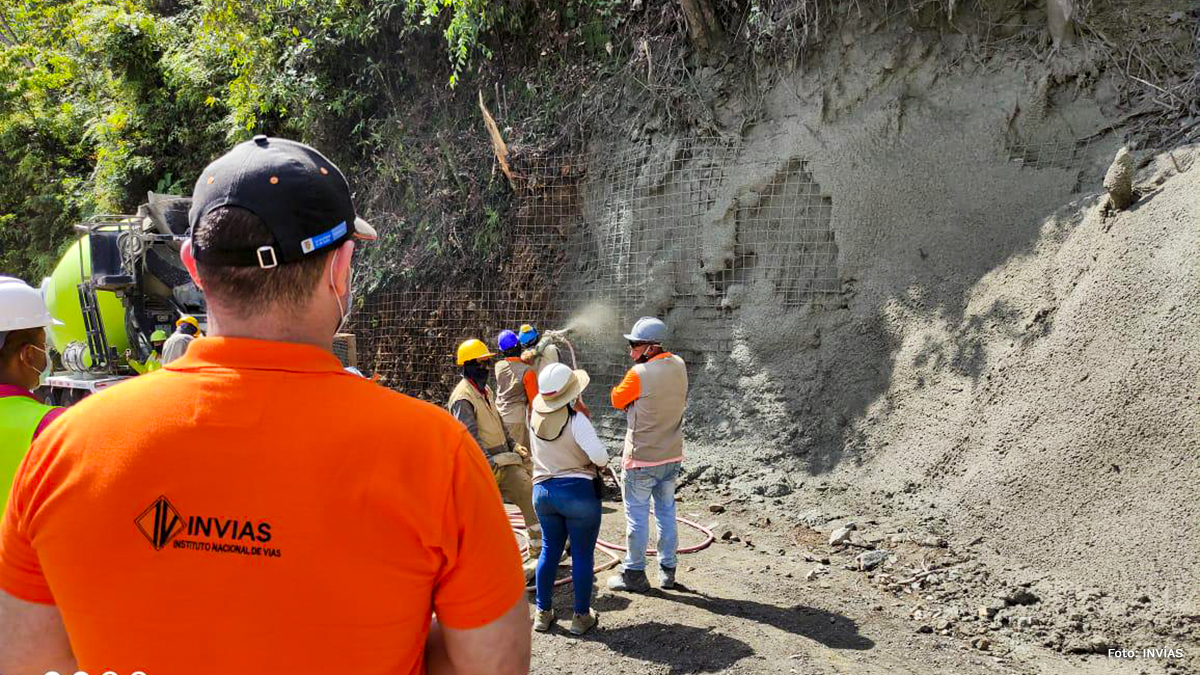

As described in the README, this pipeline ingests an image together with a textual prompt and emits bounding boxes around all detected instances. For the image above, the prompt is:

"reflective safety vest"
[0,394,58,504]
[128,352,162,375]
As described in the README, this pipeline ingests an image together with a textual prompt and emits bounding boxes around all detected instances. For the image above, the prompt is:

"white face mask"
[25,344,52,387]
[330,252,354,335]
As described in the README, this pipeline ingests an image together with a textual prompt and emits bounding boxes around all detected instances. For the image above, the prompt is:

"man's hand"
[491,452,525,468]
[520,349,535,365]
[574,397,592,418]
[0,591,76,675]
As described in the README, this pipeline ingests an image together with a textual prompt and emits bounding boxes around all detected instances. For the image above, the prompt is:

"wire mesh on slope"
[354,137,840,429]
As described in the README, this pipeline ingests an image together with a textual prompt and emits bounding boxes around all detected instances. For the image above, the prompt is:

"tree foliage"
[0,0,629,281]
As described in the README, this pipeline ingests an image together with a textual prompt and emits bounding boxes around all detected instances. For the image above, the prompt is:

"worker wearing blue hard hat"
[518,323,561,375]
[494,329,538,450]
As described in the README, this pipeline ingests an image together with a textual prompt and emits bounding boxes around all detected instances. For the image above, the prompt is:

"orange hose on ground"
[595,516,715,554]
[509,511,621,589]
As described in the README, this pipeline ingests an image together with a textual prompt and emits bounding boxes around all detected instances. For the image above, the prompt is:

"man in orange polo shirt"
[0,136,530,675]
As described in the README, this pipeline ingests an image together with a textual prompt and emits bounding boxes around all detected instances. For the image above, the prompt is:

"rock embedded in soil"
[829,523,857,546]
[999,587,1040,606]
[856,550,891,571]
[1065,634,1112,654]
[1104,146,1134,210]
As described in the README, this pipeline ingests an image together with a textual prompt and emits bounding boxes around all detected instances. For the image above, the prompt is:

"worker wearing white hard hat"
[0,276,65,505]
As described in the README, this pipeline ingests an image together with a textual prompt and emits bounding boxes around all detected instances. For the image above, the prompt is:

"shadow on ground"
[587,621,755,674]
[657,588,874,650]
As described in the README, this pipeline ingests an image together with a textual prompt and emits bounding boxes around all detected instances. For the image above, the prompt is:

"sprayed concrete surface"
[549,12,1199,669]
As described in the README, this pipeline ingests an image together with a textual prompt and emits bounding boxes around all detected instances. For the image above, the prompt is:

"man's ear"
[180,240,204,290]
[330,240,356,296]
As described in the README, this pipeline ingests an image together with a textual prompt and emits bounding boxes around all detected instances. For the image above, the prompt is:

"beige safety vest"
[623,353,688,464]
[494,357,532,424]
[530,408,595,483]
[447,379,508,453]
[531,342,561,375]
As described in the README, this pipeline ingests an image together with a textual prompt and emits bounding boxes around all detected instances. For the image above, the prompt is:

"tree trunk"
[678,0,724,53]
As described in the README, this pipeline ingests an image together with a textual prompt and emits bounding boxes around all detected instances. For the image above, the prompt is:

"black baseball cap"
[188,135,377,268]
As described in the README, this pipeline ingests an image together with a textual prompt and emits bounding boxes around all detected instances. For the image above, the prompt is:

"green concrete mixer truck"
[40,192,361,405]
[40,192,207,405]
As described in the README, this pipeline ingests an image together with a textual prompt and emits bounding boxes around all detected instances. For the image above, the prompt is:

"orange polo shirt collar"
[165,337,347,374]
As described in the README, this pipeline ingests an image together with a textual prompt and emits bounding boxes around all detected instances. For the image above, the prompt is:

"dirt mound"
[694,141,1198,616]
[903,146,1198,605]
[575,5,1200,654]
[822,142,1199,614]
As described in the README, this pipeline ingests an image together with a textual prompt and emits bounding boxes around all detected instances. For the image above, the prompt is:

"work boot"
[533,608,556,633]
[659,564,677,590]
[606,568,650,593]
[569,608,599,636]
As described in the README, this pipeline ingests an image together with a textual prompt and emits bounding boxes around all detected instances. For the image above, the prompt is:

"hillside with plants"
[3,2,1199,673]
[0,0,621,279]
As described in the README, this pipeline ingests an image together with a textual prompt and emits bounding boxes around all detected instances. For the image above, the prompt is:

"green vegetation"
[1,0,627,281]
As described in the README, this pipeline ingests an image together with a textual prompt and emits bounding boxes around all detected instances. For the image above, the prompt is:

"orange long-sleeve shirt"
[610,368,641,410]
[611,352,680,410]
[522,367,538,409]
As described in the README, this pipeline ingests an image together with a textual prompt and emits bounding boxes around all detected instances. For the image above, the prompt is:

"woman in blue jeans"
[527,363,611,635]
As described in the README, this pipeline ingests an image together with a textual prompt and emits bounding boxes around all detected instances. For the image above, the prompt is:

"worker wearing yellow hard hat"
[177,315,200,332]
[455,337,493,365]
[162,314,202,364]
[448,337,541,566]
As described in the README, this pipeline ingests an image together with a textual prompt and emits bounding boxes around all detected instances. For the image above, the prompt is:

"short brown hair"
[193,207,331,317]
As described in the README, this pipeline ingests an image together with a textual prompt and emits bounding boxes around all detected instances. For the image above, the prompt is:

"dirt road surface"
[526,493,1193,675]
